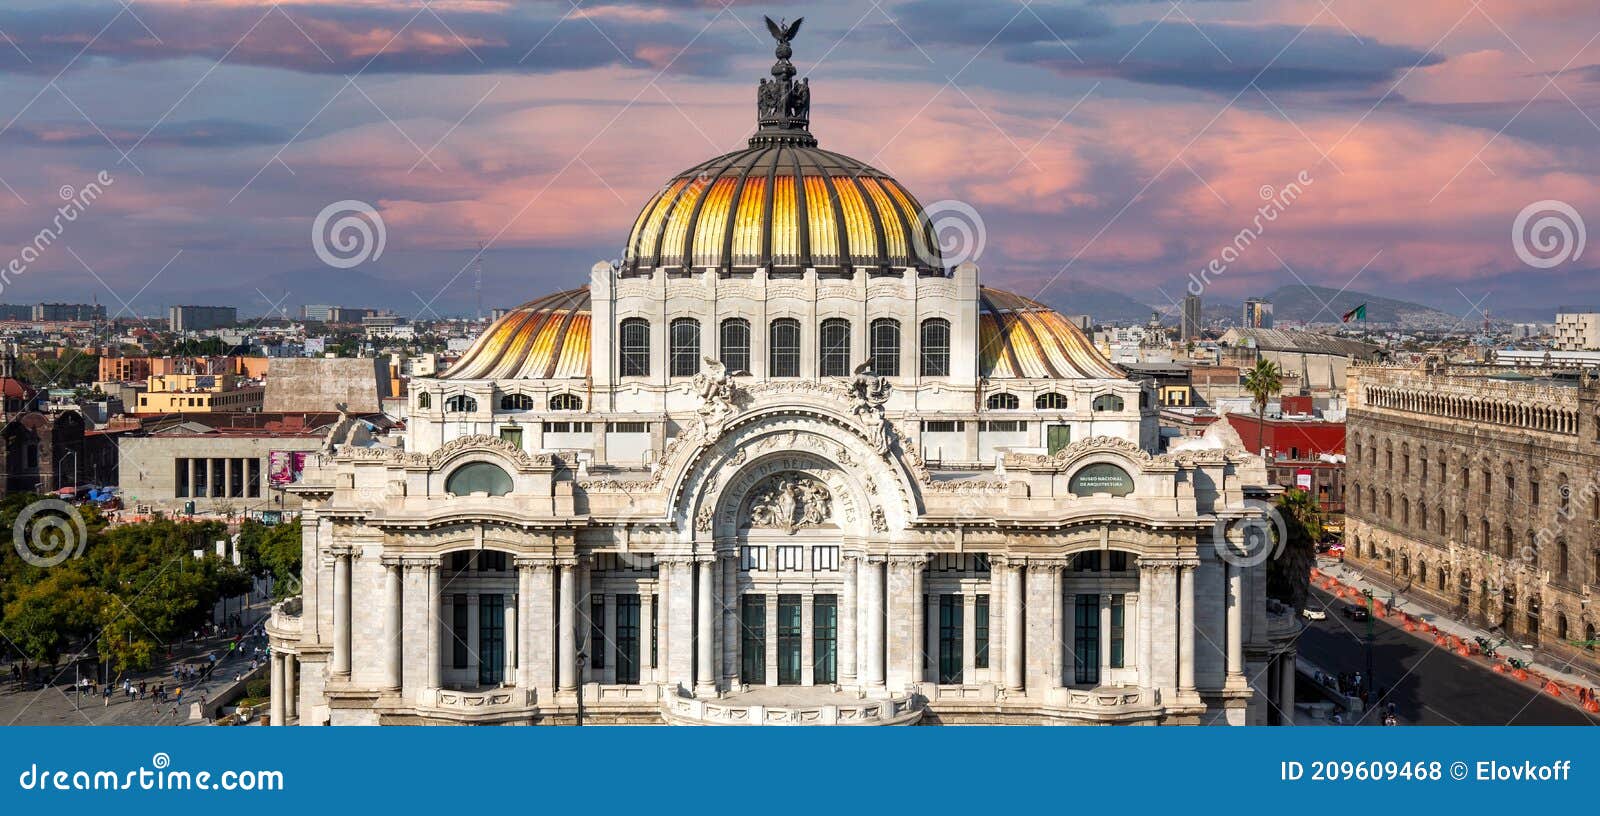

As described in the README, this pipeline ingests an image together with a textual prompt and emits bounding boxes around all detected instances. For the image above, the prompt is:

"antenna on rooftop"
[475,242,485,323]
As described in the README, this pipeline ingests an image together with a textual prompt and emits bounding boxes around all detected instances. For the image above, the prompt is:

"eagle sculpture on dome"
[764,15,803,45]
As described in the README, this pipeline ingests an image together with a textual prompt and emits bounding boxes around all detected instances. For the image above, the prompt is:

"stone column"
[1004,560,1024,692]
[695,558,716,694]
[1279,651,1297,724]
[989,558,1005,685]
[466,594,480,681]
[1138,562,1155,688]
[839,555,858,686]
[864,556,886,687]
[667,558,697,692]
[1226,561,1244,680]
[382,557,403,691]
[1099,593,1113,680]
[514,561,533,688]
[270,653,285,726]
[1179,561,1196,693]
[525,560,555,690]
[558,560,578,691]
[285,655,297,720]
[426,561,441,691]
[656,560,671,681]
[639,581,655,675]
[887,556,926,688]
[331,547,352,677]
[801,593,816,686]
[504,594,518,682]
[720,552,737,685]
[961,592,977,684]
[1024,562,1063,691]
[911,558,927,684]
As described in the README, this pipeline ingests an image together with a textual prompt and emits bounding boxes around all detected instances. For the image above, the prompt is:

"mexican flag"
[1341,303,1367,322]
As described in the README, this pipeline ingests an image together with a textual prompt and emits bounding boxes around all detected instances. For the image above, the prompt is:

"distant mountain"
[1029,280,1160,325]
[1201,285,1460,328]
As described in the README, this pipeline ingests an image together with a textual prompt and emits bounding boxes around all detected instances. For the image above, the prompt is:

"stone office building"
[1344,363,1600,677]
[267,29,1291,727]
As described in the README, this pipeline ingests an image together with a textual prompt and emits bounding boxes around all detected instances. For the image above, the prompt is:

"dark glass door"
[777,594,802,685]
[1073,594,1099,686]
[615,594,640,684]
[740,595,766,683]
[813,595,837,684]
[478,594,504,686]
[938,594,963,684]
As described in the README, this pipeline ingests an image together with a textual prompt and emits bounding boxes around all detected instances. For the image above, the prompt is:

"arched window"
[1092,394,1124,412]
[549,393,583,411]
[445,461,512,497]
[417,392,431,410]
[1556,539,1569,578]
[720,318,751,374]
[986,392,1019,410]
[820,318,851,377]
[1587,624,1596,651]
[769,318,800,377]
[500,393,534,411]
[620,318,650,377]
[1036,392,1068,410]
[670,317,701,377]
[445,394,477,413]
[919,318,950,377]
[869,318,900,376]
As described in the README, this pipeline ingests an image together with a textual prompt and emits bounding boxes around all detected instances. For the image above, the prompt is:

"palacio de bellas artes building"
[267,19,1293,727]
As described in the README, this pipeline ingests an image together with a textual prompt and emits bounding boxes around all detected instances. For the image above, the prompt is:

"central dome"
[623,19,941,275]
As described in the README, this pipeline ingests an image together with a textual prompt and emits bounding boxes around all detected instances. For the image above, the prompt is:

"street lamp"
[575,651,587,726]
[1362,589,1376,702]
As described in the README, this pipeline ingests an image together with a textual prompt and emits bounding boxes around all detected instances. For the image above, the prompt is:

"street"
[1297,588,1599,726]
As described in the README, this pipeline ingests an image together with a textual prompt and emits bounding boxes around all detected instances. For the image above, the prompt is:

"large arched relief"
[672,413,914,540]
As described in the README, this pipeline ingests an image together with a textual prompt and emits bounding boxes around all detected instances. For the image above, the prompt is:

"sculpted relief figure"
[745,473,832,534]
[692,356,740,438]
[848,362,893,453]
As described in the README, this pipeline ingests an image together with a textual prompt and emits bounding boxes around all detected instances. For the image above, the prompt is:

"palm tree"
[1241,358,1283,456]
[1269,487,1323,611]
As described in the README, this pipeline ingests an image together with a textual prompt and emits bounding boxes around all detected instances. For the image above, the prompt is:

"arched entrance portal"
[713,450,867,689]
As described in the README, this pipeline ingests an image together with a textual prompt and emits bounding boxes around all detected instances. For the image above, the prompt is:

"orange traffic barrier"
[1544,681,1562,697]
[1493,663,1507,673]
[1456,645,1471,657]
[1434,634,1448,645]
[1586,700,1600,714]
[1513,668,1529,682]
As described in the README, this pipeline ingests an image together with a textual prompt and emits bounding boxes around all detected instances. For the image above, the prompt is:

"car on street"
[1342,605,1371,621]
[1301,608,1327,621]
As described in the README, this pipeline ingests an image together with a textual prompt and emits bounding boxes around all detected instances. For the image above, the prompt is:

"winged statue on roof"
[849,361,893,453]
[692,356,740,440]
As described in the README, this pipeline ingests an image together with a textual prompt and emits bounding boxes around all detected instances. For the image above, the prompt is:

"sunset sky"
[0,0,1595,321]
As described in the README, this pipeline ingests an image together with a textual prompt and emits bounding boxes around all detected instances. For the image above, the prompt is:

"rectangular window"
[175,458,188,498]
[975,595,990,670]
[740,595,767,683]
[650,594,659,669]
[777,594,803,685]
[247,458,261,498]
[819,318,851,377]
[938,594,963,684]
[920,420,964,433]
[981,420,1025,432]
[813,594,837,685]
[615,594,640,684]
[229,458,245,498]
[769,319,800,377]
[546,421,594,433]
[589,595,606,670]
[720,319,751,375]
[740,545,768,571]
[605,421,647,433]
[478,595,504,686]
[452,597,469,669]
[774,545,803,571]
[1110,594,1125,669]
[811,545,839,571]
[1047,424,1072,455]
[499,427,524,448]
[1073,594,1099,685]
[211,458,225,497]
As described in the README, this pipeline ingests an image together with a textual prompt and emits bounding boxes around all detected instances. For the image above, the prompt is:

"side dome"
[979,287,1123,379]
[622,16,940,276]
[442,287,591,380]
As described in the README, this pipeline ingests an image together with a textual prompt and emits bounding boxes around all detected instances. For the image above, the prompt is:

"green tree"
[1268,488,1322,612]
[1241,357,1283,455]
[236,519,302,597]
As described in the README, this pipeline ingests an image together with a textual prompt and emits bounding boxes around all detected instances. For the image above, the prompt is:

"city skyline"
[0,1,1594,321]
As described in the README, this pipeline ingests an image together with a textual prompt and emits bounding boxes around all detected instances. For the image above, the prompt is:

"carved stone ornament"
[690,356,741,440]
[743,472,832,534]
